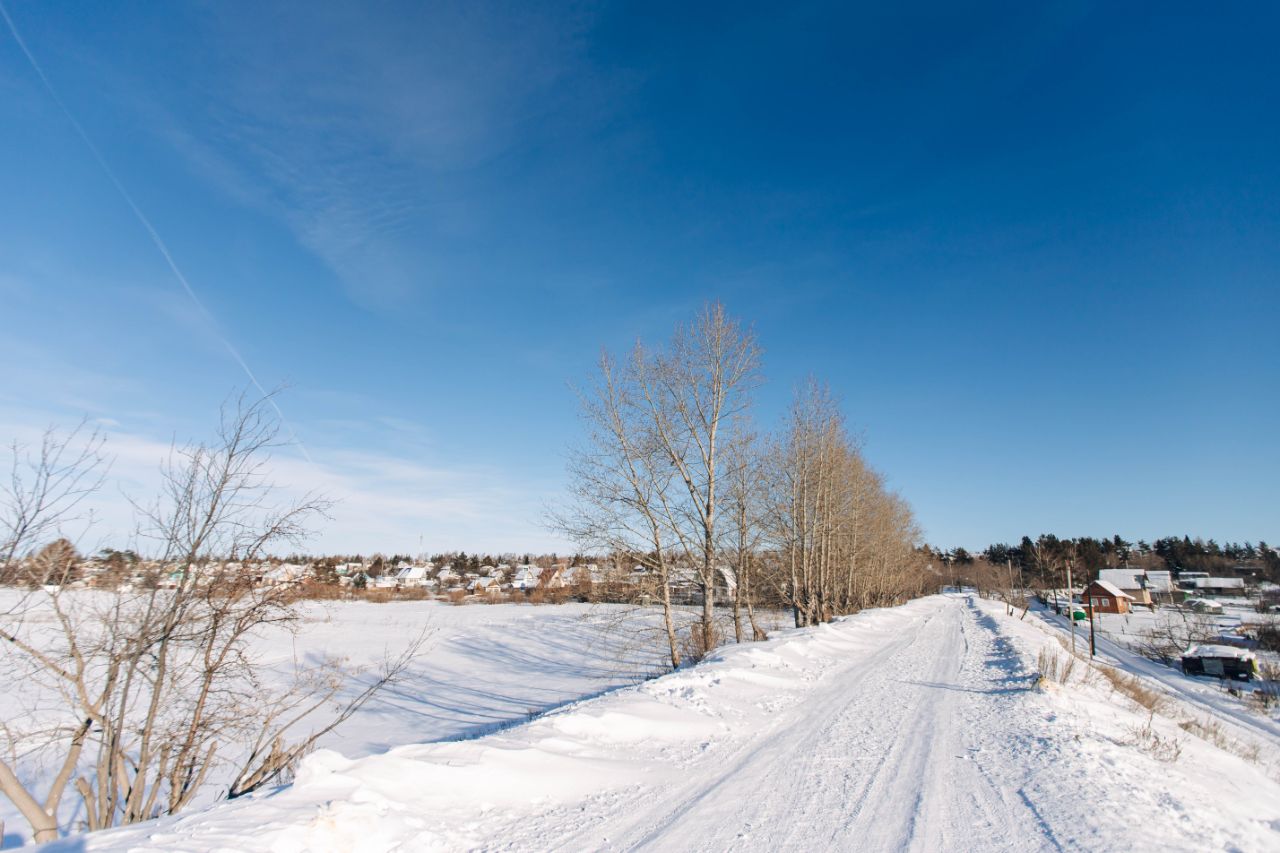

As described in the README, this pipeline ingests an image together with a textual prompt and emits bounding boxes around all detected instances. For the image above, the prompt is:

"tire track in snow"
[539,597,1058,853]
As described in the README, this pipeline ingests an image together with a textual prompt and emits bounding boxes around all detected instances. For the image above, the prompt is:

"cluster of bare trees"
[0,395,422,844]
[764,381,927,627]
[557,303,928,669]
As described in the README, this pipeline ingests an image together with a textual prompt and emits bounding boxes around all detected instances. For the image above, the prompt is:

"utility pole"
[1088,582,1097,658]
[1006,557,1015,615]
[1066,558,1076,654]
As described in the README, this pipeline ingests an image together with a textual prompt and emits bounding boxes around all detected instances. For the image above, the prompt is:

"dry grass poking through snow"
[1032,629,1270,770]
[1178,717,1262,765]
[1035,642,1079,686]
[1094,664,1169,714]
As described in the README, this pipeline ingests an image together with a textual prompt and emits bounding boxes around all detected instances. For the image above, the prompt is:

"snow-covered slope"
[0,597,680,847]
[44,595,1280,852]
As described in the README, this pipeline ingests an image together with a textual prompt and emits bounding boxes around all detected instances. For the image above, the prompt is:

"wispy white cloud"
[142,1,617,312]
[0,396,568,556]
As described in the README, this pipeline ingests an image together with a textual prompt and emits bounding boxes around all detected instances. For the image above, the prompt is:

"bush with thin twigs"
[293,582,345,601]
[679,620,723,665]
[527,586,571,605]
[1252,621,1280,654]
[1250,659,1280,712]
[1134,611,1220,665]
[1128,711,1183,762]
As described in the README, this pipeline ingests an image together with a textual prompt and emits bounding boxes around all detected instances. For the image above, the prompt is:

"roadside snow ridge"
[60,595,1280,852]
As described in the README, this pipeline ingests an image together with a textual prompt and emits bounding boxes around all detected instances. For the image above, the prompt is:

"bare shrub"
[1250,659,1280,712]
[1135,612,1219,665]
[528,585,570,605]
[295,582,345,601]
[1251,620,1280,654]
[0,394,425,843]
[1128,712,1182,763]
[679,619,723,665]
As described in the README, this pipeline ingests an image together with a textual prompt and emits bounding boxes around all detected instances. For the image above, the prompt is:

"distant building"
[1082,580,1133,615]
[1181,645,1257,681]
[1184,577,1245,597]
[1097,570,1153,608]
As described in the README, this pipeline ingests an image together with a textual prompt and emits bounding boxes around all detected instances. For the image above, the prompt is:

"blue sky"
[1,1,1277,554]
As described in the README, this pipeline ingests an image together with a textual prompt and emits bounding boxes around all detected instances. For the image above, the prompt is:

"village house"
[1096,569,1154,608]
[338,570,372,588]
[1185,577,1246,597]
[1181,644,1257,681]
[261,563,310,587]
[390,564,434,589]
[511,565,542,590]
[1143,570,1175,603]
[539,566,567,589]
[1082,579,1133,615]
[565,564,602,586]
[468,576,502,596]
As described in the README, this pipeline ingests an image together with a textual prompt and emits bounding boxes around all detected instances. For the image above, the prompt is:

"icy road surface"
[61,595,1280,852]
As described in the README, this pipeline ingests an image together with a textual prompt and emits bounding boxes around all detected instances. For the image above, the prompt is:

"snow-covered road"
[56,595,1280,852]
[546,599,1038,851]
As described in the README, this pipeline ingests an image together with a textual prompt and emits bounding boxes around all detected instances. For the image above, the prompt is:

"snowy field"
[1,594,748,848]
[26,593,1280,852]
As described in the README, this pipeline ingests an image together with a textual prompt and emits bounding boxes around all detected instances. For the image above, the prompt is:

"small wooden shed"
[1181,645,1257,681]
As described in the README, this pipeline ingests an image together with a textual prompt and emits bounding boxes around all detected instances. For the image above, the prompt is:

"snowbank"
[31,595,1280,852]
[53,601,937,851]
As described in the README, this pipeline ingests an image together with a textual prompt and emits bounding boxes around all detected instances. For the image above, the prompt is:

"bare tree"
[554,351,684,668]
[0,394,424,842]
[1,422,107,582]
[633,303,761,654]
[761,380,926,627]
[556,303,761,661]
[723,429,767,642]
[558,307,928,653]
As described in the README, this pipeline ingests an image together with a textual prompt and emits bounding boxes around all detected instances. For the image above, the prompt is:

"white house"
[511,565,543,590]
[261,563,309,586]
[468,576,501,595]
[392,565,434,588]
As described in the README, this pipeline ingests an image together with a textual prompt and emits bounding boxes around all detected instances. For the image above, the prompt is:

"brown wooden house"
[1083,580,1133,615]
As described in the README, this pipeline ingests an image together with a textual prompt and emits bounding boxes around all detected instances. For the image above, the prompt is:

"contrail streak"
[0,1,314,463]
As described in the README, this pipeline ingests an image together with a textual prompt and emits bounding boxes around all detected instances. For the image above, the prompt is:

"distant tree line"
[932,534,1280,587]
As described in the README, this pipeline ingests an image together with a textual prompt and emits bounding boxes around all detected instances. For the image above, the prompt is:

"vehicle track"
[539,597,1057,852]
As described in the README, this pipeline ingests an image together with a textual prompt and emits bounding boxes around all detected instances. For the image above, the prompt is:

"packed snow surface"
[0,597,681,847]
[40,596,1280,851]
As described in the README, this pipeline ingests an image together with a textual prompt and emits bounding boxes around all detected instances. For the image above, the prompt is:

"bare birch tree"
[634,303,761,654]
[557,303,761,660]
[761,380,926,627]
[554,351,684,668]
